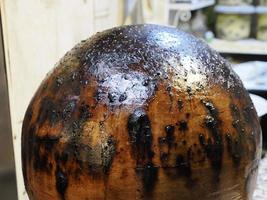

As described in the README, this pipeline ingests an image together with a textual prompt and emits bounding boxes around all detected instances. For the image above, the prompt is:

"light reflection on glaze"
[150,31,182,48]
[100,73,156,106]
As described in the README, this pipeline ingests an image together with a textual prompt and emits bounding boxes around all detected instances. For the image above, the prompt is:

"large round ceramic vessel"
[22,24,262,200]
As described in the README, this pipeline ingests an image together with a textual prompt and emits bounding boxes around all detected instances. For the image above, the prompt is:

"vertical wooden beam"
[0,5,15,174]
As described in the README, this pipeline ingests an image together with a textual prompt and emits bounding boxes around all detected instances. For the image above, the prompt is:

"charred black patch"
[62,100,76,121]
[64,141,91,174]
[230,104,245,166]
[174,154,196,188]
[118,92,127,102]
[36,97,60,126]
[56,76,64,86]
[199,134,206,146]
[186,113,190,119]
[203,138,218,168]
[160,152,168,163]
[48,105,114,178]
[226,133,242,167]
[231,104,245,134]
[101,136,116,174]
[79,103,92,119]
[196,82,204,92]
[165,125,175,148]
[205,116,217,129]
[158,125,177,166]
[52,66,90,96]
[49,76,64,93]
[225,133,232,155]
[243,105,254,123]
[187,147,193,161]
[94,89,103,101]
[128,109,157,193]
[177,99,183,111]
[158,137,167,145]
[142,79,150,86]
[62,134,116,177]
[242,104,258,160]
[56,166,68,200]
[165,125,175,135]
[23,125,36,163]
[24,105,33,125]
[166,85,173,110]
[227,77,244,99]
[69,71,83,96]
[166,85,172,92]
[38,135,60,151]
[136,164,158,194]
[24,131,59,173]
[61,140,103,178]
[55,152,69,165]
[178,120,188,131]
[36,97,78,128]
[21,124,36,189]
[76,67,90,87]
[201,100,223,174]
[128,109,153,164]
[68,103,91,137]
[176,155,192,177]
[186,86,193,96]
[33,151,49,172]
[232,139,242,166]
[108,92,117,103]
[33,135,60,172]
[202,100,218,116]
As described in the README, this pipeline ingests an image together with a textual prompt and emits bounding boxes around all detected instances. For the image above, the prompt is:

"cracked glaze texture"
[22,24,261,200]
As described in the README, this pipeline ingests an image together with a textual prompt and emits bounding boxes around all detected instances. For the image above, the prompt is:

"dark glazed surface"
[22,24,262,200]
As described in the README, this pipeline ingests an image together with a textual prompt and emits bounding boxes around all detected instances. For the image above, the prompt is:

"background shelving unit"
[168,0,215,11]
[211,4,267,55]
[165,0,215,25]
[209,38,267,55]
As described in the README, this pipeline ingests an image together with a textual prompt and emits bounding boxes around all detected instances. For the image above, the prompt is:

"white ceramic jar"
[215,5,255,40]
[256,6,267,40]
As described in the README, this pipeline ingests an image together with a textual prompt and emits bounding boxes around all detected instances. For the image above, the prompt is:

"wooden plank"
[0,0,121,199]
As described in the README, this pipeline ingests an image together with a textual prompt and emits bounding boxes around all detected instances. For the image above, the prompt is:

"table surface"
[253,155,267,200]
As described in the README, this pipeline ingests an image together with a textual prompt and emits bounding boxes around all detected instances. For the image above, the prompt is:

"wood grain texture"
[22,25,262,200]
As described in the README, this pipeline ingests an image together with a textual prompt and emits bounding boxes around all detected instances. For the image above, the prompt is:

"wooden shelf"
[168,0,215,11]
[208,38,267,55]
